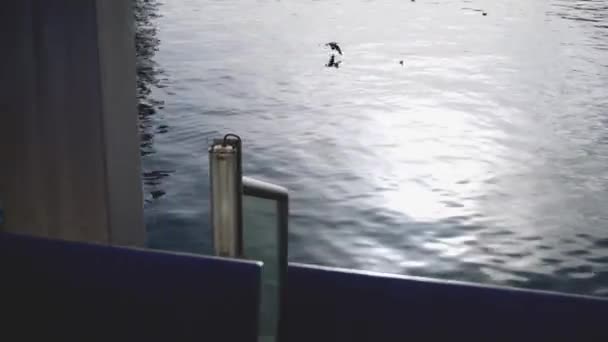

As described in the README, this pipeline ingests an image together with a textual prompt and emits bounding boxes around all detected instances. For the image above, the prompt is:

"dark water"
[135,0,608,297]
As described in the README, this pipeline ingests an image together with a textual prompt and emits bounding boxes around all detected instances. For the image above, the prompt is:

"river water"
[136,0,608,296]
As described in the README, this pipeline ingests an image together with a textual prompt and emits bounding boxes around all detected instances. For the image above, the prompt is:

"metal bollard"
[209,135,243,257]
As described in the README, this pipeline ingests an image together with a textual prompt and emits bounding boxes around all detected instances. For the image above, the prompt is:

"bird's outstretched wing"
[326,42,343,55]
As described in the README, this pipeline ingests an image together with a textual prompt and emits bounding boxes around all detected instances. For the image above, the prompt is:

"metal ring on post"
[223,133,241,146]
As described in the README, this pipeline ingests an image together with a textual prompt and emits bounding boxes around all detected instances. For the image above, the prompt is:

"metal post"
[209,135,243,257]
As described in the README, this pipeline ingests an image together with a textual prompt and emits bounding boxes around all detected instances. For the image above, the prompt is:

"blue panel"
[284,263,608,341]
[0,233,261,342]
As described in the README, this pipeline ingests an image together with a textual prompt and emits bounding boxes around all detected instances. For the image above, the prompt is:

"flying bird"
[325,42,343,55]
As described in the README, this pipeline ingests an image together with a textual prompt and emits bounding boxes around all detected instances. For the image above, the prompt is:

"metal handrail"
[243,177,288,201]
[243,176,288,342]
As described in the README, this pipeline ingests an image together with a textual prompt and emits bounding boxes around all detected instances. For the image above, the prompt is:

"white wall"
[0,0,145,246]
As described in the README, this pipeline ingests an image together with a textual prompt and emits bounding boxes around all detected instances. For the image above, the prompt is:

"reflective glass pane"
[243,195,279,342]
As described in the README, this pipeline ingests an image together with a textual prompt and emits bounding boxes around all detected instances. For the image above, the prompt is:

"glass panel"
[242,195,279,342]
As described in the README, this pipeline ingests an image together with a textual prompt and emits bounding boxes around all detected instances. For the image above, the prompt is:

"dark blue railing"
[0,233,261,342]
[284,263,608,341]
[2,232,608,341]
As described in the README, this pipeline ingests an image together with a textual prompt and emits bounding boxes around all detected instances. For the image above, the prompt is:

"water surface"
[137,0,608,296]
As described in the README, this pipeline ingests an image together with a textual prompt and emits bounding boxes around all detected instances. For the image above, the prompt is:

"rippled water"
[136,0,608,296]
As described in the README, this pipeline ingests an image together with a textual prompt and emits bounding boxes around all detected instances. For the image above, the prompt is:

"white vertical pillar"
[0,0,145,246]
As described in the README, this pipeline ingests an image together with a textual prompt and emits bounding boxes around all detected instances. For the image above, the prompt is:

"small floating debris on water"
[325,42,342,55]
[462,7,487,16]
[326,54,342,68]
